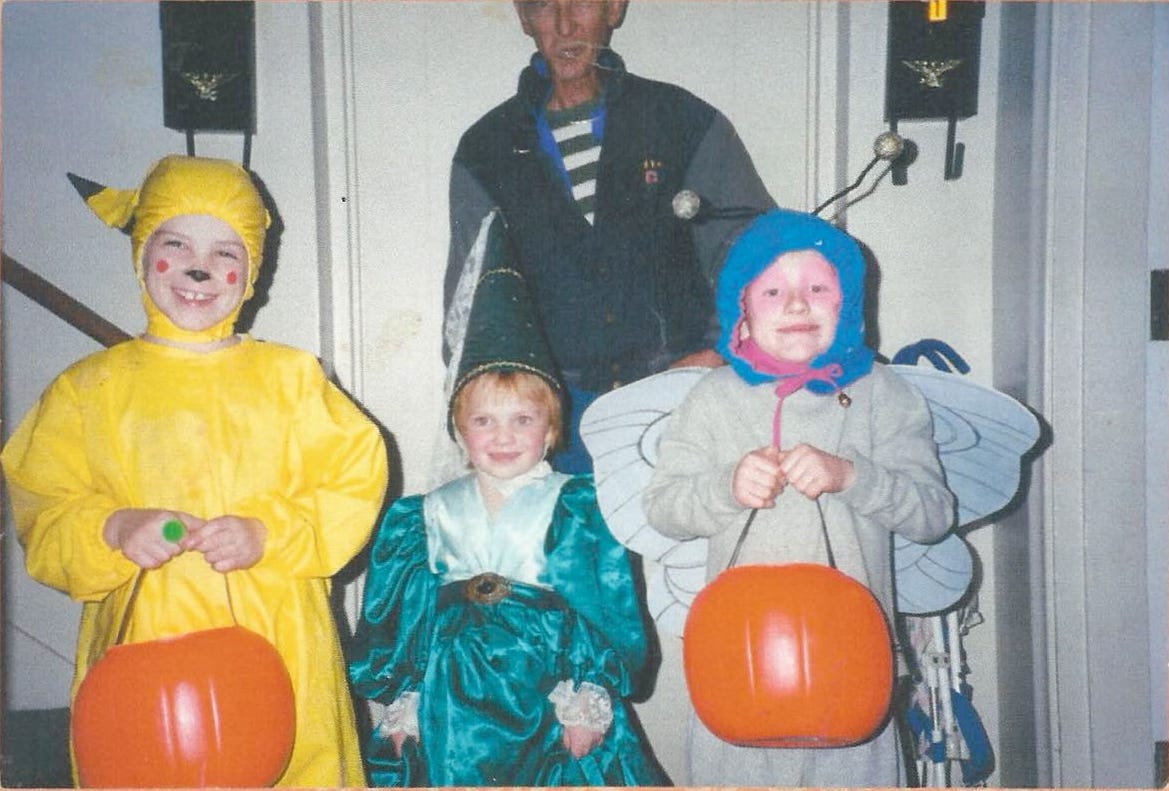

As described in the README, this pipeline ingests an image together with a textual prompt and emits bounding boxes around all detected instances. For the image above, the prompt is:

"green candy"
[162,519,185,542]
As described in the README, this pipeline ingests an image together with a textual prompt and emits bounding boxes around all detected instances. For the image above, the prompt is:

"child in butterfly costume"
[349,251,666,786]
[1,156,389,786]
[643,209,954,786]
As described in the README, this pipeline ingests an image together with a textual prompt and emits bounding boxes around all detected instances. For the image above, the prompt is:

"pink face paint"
[155,260,170,273]
[226,270,238,285]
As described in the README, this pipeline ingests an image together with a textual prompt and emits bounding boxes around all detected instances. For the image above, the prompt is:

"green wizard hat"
[447,241,562,436]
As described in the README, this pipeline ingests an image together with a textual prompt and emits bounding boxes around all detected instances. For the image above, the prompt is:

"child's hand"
[180,515,266,572]
[102,509,203,569]
[777,443,856,499]
[389,731,415,758]
[732,446,785,508]
[561,724,604,758]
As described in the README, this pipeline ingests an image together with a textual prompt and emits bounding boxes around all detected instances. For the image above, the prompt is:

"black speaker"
[160,1,255,134]
[886,0,984,123]
[885,0,984,180]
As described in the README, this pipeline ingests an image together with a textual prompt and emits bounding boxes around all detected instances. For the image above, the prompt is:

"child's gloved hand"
[102,508,202,569]
[180,515,266,572]
[732,446,785,508]
[777,443,855,499]
[561,724,604,758]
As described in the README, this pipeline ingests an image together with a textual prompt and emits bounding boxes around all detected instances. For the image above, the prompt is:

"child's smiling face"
[142,214,248,333]
[457,379,555,481]
[742,250,842,365]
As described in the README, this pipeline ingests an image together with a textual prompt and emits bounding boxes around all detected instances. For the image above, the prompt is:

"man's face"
[142,214,248,333]
[515,0,624,93]
[742,250,842,365]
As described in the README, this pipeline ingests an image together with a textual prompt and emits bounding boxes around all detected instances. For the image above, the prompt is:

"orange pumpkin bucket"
[682,562,894,748]
[71,569,295,787]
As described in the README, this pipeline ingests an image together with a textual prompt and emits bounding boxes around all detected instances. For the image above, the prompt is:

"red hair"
[452,370,563,449]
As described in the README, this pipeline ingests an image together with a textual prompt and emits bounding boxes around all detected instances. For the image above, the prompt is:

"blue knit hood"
[716,209,874,391]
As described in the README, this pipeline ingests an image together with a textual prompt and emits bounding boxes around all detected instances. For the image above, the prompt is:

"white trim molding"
[307,0,368,630]
[1042,3,1157,786]
[309,0,365,398]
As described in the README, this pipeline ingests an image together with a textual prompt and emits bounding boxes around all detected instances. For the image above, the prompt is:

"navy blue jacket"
[447,52,774,392]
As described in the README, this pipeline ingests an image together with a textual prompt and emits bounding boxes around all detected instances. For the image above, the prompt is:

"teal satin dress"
[349,472,667,787]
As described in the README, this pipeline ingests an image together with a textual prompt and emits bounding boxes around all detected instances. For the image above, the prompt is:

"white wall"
[988,3,1050,783]
[1147,0,1169,753]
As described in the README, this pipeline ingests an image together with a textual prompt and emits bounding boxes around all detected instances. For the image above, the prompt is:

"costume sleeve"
[1,373,138,601]
[231,364,388,579]
[643,377,745,540]
[685,112,776,346]
[687,113,775,275]
[443,159,499,361]
[548,680,614,733]
[349,495,437,704]
[834,367,954,544]
[543,477,652,699]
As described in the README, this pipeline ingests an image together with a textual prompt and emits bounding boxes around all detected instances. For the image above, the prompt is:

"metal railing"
[2,252,130,348]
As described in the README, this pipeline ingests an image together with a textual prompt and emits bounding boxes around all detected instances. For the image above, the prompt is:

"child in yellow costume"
[1,155,389,786]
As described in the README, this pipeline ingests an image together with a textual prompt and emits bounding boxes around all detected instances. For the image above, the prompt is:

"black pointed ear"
[67,172,105,201]
[67,172,136,235]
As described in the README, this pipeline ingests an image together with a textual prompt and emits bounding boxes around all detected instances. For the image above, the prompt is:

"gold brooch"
[464,573,511,604]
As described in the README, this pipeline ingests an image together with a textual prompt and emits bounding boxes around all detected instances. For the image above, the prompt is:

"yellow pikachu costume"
[2,156,389,786]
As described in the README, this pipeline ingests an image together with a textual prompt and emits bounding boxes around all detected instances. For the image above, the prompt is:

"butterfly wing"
[893,532,975,615]
[580,368,708,636]
[888,364,1041,614]
[888,364,1042,528]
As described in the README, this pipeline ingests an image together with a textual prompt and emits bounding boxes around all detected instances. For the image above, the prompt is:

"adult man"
[445,0,775,472]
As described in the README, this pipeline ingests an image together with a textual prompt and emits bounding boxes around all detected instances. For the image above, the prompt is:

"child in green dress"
[349,257,666,786]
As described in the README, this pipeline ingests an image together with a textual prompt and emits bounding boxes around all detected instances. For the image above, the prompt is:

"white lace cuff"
[548,680,613,733]
[375,690,420,740]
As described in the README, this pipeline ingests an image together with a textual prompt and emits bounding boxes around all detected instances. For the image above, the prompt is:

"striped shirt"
[547,101,601,224]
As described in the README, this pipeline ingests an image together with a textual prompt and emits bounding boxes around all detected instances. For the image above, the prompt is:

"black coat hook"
[944,113,964,181]
[884,1,984,184]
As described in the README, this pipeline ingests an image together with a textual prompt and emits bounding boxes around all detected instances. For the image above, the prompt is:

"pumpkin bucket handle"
[726,498,835,571]
[113,564,240,646]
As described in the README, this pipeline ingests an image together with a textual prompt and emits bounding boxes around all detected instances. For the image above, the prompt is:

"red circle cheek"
[226,271,238,285]
[155,260,169,273]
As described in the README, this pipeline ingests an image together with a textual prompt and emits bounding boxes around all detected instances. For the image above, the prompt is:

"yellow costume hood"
[68,155,271,344]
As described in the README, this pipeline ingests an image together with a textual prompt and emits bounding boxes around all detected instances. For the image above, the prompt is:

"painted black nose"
[185,269,211,283]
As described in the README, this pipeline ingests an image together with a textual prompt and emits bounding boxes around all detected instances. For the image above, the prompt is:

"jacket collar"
[518,49,628,113]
